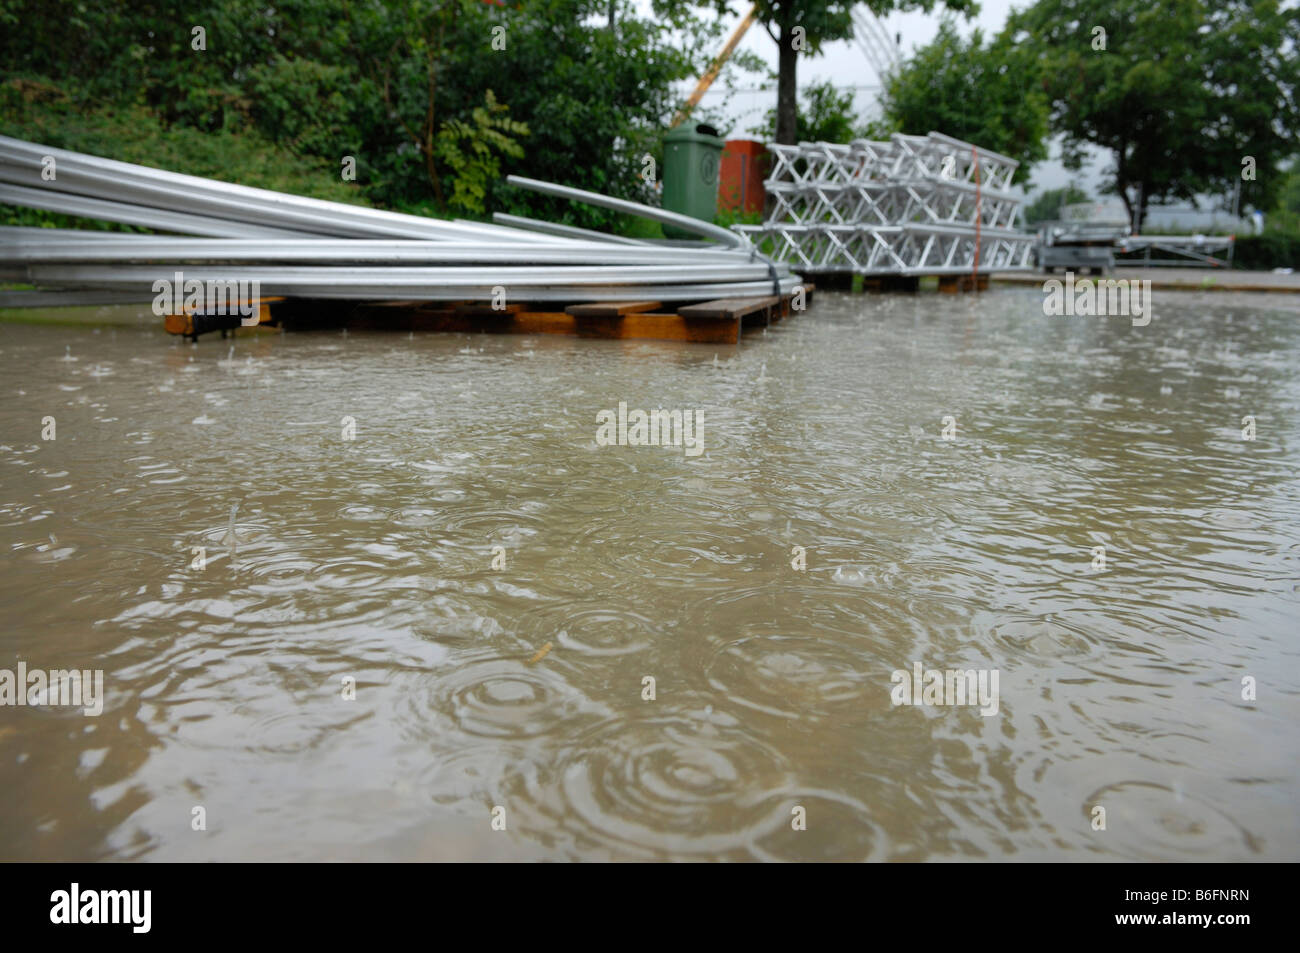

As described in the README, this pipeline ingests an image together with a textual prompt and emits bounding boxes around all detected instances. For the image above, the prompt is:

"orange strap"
[972,146,981,287]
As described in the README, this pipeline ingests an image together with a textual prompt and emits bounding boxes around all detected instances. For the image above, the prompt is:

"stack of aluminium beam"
[0,135,802,305]
[731,131,1035,276]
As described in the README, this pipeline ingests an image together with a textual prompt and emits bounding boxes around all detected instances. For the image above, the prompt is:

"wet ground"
[1,286,1297,860]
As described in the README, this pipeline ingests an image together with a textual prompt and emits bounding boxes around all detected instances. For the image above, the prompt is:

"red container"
[718,140,768,215]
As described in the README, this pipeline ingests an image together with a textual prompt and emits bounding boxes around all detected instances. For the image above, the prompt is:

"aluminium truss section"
[761,137,1022,229]
[886,133,1020,192]
[765,178,1023,230]
[735,223,1035,275]
[764,134,1019,191]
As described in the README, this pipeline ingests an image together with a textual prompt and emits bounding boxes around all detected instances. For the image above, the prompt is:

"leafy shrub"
[1232,230,1300,271]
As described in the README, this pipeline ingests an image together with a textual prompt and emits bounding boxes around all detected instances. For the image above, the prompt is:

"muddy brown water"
[2,287,1297,861]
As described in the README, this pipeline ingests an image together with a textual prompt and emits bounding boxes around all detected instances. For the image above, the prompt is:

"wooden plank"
[164,297,280,337]
[508,312,582,336]
[678,295,780,320]
[564,300,662,317]
[938,275,986,294]
[163,313,193,336]
[525,311,740,344]
[186,296,282,319]
[453,301,529,316]
[623,314,740,344]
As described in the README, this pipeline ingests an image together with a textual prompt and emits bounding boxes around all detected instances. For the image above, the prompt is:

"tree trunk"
[1119,185,1134,233]
[1116,147,1138,233]
[1119,177,1148,233]
[776,18,799,145]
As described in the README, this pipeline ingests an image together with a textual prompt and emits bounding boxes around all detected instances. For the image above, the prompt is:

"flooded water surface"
[2,287,1298,861]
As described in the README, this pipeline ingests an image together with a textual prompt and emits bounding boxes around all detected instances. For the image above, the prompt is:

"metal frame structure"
[1114,235,1236,268]
[734,132,1035,276]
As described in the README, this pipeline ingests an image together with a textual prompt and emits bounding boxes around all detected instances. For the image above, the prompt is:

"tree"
[679,1,975,146]
[1022,185,1091,224]
[882,18,1050,182]
[367,0,530,213]
[448,0,725,227]
[1270,166,1300,231]
[1009,0,1300,230]
[0,0,727,229]
[750,78,893,142]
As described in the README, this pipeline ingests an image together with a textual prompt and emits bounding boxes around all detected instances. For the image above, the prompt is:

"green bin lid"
[665,122,722,144]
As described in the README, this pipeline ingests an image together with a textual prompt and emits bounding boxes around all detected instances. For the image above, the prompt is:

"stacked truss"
[734,132,1035,275]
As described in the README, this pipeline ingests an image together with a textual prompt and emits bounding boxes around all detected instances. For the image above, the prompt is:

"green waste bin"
[662,122,724,239]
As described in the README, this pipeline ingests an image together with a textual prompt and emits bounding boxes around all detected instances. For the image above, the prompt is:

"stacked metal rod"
[732,132,1035,275]
[0,135,802,303]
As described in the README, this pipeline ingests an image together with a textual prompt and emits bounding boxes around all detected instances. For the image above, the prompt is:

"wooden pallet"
[167,286,814,344]
[938,274,990,293]
[342,286,813,345]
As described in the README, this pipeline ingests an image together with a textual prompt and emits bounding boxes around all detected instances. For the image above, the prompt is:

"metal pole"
[505,175,750,250]
[490,213,649,246]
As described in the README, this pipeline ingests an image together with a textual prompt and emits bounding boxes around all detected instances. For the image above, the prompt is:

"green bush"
[1232,230,1300,271]
[0,0,727,235]
[750,79,893,144]
[0,75,379,230]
